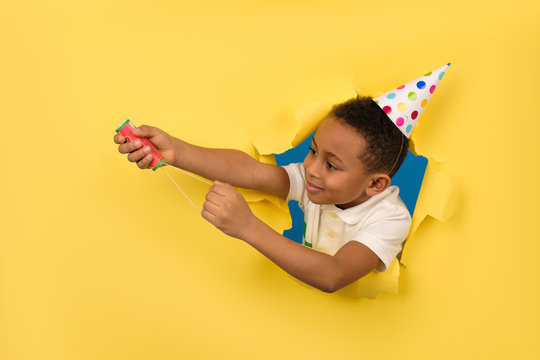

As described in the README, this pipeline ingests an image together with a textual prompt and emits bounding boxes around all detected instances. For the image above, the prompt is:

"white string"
[160,166,200,212]
[162,163,212,185]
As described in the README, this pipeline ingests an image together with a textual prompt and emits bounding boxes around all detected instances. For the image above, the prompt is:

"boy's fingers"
[205,191,224,205]
[203,200,220,216]
[114,134,125,144]
[201,209,217,223]
[118,139,143,154]
[127,146,152,163]
[211,181,233,196]
[136,154,153,169]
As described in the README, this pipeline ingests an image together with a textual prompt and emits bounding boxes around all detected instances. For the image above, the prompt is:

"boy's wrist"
[239,215,266,244]
[170,136,187,168]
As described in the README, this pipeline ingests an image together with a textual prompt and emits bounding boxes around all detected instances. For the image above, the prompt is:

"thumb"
[133,125,158,138]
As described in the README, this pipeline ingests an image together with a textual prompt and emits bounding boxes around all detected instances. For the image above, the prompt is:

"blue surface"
[274,132,428,243]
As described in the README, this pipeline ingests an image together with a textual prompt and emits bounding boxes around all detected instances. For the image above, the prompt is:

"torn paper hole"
[248,99,457,298]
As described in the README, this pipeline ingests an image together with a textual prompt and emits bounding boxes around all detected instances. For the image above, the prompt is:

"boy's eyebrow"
[312,138,344,165]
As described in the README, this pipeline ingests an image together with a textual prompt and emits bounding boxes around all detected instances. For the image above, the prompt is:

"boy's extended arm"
[203,181,380,293]
[115,125,290,199]
[171,137,290,199]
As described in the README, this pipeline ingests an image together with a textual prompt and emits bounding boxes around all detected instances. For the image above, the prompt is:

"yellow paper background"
[1,0,539,359]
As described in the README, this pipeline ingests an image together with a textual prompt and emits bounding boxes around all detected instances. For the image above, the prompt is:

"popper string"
[161,166,200,212]
[162,163,212,185]
[159,163,212,213]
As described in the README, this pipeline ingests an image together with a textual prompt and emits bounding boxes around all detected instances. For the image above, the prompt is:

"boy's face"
[303,116,373,209]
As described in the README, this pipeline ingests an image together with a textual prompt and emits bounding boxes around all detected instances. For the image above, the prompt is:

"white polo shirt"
[283,163,412,272]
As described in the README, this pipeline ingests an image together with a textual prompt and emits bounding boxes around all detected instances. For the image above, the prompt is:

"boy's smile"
[303,116,375,209]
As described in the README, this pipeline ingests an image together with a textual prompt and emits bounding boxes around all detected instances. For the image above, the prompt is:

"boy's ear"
[365,173,391,197]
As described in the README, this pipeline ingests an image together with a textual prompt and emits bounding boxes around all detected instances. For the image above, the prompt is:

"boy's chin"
[306,192,333,205]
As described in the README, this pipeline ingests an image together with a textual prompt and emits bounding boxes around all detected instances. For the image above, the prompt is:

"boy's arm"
[203,182,380,293]
[244,218,380,292]
[172,137,290,199]
[115,125,290,199]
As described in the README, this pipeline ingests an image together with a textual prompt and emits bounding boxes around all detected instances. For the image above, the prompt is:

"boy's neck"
[335,192,372,210]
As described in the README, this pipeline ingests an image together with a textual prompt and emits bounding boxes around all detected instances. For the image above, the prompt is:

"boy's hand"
[202,181,258,240]
[114,125,177,169]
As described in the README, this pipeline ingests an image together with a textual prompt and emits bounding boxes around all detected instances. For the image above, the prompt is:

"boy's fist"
[114,125,176,169]
[202,181,257,240]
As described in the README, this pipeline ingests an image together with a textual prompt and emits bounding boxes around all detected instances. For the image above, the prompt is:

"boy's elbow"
[319,281,345,293]
[318,272,348,293]
[318,267,369,293]
[320,283,340,294]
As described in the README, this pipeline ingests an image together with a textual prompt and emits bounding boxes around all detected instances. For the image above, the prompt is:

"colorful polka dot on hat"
[373,63,451,138]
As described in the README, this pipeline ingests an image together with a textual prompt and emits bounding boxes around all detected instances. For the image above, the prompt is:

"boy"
[114,64,450,293]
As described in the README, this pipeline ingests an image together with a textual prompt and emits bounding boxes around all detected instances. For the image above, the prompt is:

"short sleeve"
[351,210,411,272]
[281,163,306,207]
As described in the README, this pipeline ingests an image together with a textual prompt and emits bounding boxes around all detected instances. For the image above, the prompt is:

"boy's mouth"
[306,180,324,193]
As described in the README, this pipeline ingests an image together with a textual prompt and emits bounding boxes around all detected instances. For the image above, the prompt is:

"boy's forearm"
[170,137,259,189]
[241,217,346,293]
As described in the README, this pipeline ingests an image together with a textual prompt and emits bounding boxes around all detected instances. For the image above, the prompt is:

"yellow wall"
[1,0,539,359]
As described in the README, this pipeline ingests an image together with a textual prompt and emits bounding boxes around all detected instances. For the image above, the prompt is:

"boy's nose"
[305,160,321,179]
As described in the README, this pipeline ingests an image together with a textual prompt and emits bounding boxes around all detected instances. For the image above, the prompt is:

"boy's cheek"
[302,159,309,173]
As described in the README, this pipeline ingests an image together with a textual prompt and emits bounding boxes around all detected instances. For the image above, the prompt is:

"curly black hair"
[330,96,409,178]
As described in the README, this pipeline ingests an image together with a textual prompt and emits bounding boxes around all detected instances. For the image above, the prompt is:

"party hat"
[373,63,451,138]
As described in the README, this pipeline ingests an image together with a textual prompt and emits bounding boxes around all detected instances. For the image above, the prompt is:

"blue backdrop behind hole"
[274,133,428,243]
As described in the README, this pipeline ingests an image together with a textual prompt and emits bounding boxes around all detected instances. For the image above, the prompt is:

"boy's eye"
[326,162,337,170]
[309,147,317,156]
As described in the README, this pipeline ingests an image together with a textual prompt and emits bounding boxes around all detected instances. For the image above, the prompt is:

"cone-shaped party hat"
[373,63,450,138]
